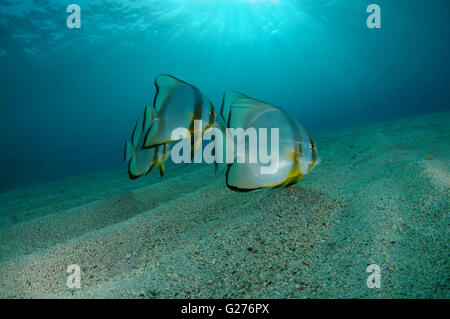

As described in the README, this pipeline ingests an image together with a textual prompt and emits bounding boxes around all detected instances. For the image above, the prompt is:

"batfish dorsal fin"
[154,74,195,112]
[220,91,249,125]
[226,96,274,130]
[131,113,144,146]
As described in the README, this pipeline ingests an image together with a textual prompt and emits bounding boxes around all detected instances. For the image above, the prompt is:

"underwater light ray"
[0,0,316,56]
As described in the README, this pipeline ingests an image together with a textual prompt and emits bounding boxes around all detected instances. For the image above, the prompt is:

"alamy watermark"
[65,4,381,30]
[66,264,81,289]
[366,264,381,288]
[66,4,81,29]
[170,120,280,174]
[367,4,381,29]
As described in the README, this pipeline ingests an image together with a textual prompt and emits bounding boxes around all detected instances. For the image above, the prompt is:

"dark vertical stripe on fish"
[307,134,317,173]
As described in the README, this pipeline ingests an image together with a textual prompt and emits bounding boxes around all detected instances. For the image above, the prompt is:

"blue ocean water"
[0,0,449,190]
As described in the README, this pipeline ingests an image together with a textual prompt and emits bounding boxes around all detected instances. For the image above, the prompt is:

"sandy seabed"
[0,111,448,298]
